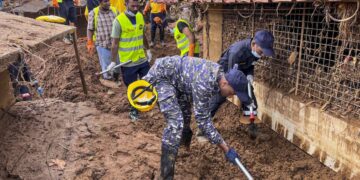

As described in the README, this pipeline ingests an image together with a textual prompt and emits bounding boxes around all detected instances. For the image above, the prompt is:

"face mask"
[169,28,174,35]
[125,10,136,17]
[251,50,261,58]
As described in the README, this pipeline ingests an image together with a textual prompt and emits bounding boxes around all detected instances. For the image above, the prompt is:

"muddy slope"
[0,31,342,179]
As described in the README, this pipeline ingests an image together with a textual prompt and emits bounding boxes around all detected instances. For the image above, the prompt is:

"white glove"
[106,62,116,74]
[247,75,254,84]
[247,103,256,110]
[146,49,152,62]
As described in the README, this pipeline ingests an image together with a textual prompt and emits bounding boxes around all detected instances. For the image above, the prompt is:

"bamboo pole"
[72,32,88,95]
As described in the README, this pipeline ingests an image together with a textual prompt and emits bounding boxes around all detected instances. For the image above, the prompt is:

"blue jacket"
[218,38,259,75]
[143,56,225,145]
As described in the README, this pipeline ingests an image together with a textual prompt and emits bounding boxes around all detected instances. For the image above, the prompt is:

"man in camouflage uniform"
[143,55,252,179]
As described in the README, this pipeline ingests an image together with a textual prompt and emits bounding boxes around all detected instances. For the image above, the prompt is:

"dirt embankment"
[0,31,342,179]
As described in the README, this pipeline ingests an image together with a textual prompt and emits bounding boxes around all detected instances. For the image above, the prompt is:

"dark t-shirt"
[177,21,189,33]
[87,0,100,12]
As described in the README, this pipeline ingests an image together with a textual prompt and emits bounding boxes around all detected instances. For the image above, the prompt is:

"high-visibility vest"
[116,12,146,63]
[110,0,126,13]
[85,0,126,20]
[57,0,62,3]
[174,19,200,57]
[150,1,166,14]
[93,6,117,41]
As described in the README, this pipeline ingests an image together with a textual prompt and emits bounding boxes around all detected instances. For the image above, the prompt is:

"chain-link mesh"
[218,2,359,119]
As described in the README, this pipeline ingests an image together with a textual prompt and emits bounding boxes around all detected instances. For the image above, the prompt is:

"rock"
[290,160,309,172]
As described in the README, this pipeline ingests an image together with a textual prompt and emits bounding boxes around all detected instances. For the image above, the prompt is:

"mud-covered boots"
[180,128,193,149]
[160,145,177,180]
[113,72,121,87]
[129,107,139,122]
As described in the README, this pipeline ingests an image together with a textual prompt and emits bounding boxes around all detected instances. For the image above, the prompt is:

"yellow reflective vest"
[150,1,166,14]
[116,12,146,63]
[85,0,126,20]
[174,19,200,57]
[93,6,117,41]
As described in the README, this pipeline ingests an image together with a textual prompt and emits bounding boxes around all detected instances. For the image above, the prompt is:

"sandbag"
[35,15,66,24]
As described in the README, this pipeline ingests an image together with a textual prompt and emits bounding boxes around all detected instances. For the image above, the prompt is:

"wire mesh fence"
[218,2,360,119]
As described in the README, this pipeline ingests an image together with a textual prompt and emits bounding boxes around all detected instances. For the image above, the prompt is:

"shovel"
[247,82,258,140]
[235,158,254,180]
[95,60,131,76]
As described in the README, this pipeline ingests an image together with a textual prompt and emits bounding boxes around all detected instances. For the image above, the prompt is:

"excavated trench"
[0,23,342,179]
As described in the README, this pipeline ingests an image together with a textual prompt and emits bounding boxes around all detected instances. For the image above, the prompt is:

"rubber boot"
[180,128,193,149]
[113,72,120,82]
[113,72,121,86]
[160,145,177,180]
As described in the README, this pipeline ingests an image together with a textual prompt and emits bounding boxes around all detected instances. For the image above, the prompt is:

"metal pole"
[95,60,131,76]
[72,32,88,95]
[295,7,306,95]
[235,158,254,180]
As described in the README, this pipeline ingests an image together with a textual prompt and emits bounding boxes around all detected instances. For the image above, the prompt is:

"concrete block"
[254,82,360,179]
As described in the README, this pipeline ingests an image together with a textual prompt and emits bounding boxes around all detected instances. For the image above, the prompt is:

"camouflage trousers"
[157,83,192,151]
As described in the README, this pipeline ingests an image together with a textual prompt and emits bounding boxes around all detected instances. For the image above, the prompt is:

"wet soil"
[0,28,342,179]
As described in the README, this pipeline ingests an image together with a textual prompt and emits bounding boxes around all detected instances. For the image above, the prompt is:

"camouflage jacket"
[143,56,225,145]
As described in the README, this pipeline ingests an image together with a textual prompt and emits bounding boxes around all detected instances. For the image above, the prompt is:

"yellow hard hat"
[127,80,158,112]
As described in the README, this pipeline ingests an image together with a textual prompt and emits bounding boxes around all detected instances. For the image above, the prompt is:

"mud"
[0,28,342,179]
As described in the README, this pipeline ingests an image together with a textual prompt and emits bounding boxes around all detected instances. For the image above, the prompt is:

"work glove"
[247,103,256,110]
[87,39,95,56]
[225,148,240,165]
[37,87,44,96]
[246,75,254,85]
[146,49,152,62]
[52,0,59,8]
[188,43,195,57]
[106,62,116,75]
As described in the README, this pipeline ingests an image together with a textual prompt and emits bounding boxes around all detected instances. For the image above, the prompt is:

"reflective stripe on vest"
[93,6,117,41]
[116,12,145,63]
[174,19,200,56]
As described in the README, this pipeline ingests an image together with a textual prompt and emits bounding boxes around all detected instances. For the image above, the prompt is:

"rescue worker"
[143,56,251,179]
[171,15,200,57]
[110,0,152,121]
[87,0,120,82]
[143,0,167,47]
[85,0,126,20]
[8,54,44,101]
[86,0,100,13]
[210,30,275,118]
[52,0,78,44]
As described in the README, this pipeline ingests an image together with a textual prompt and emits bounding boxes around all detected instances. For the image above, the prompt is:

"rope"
[235,2,255,19]
[201,4,209,14]
[285,2,297,17]
[276,3,281,17]
[276,2,297,17]
[325,1,359,22]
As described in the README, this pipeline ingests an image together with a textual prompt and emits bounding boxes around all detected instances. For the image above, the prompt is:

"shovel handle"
[235,158,254,180]
[95,60,131,76]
